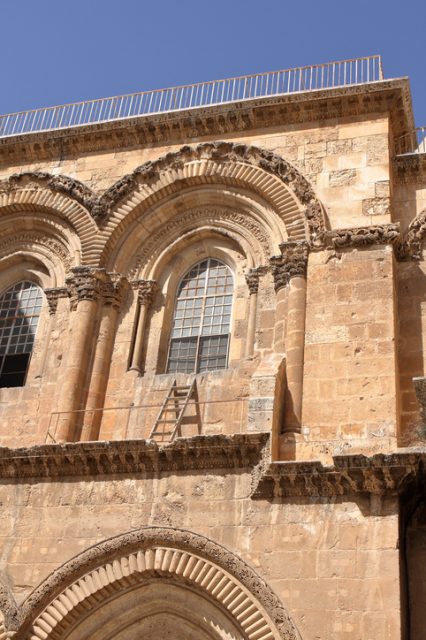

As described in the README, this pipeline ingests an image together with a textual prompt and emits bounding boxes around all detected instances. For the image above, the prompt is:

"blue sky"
[1,0,425,124]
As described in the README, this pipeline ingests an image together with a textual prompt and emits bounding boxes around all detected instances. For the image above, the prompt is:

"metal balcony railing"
[395,126,426,156]
[0,55,384,139]
[45,397,254,443]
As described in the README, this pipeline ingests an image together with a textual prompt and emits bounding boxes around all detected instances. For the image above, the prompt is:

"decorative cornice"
[0,79,413,164]
[131,279,158,306]
[270,240,309,291]
[0,434,269,479]
[326,223,401,249]
[253,451,426,499]
[0,434,423,499]
[44,287,68,315]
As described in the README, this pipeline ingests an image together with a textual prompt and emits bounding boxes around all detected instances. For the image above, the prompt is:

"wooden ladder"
[149,379,201,443]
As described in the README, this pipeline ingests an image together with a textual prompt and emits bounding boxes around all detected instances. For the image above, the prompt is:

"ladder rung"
[155,419,178,423]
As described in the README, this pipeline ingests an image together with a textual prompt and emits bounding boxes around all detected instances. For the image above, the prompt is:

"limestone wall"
[0,469,400,640]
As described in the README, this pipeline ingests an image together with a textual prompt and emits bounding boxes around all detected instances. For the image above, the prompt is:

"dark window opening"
[0,281,43,388]
[166,259,233,374]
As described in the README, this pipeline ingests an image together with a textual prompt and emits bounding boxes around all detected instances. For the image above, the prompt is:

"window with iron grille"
[0,281,43,387]
[167,259,233,374]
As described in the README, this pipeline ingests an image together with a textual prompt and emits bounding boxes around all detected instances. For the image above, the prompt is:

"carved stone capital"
[44,287,68,315]
[100,273,128,309]
[246,267,265,295]
[326,223,401,249]
[132,279,158,307]
[66,267,107,308]
[269,241,309,291]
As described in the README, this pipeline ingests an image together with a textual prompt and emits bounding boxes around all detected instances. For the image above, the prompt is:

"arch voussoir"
[14,527,300,640]
[97,141,327,270]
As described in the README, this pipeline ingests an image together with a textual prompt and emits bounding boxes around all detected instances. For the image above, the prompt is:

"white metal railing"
[0,55,384,139]
[395,126,426,155]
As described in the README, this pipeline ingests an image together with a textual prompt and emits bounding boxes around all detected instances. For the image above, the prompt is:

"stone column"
[38,287,68,378]
[55,267,107,443]
[128,280,158,373]
[270,241,309,433]
[80,274,127,442]
[245,268,261,357]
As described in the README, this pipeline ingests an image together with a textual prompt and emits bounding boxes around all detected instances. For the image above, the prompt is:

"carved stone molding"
[44,287,68,315]
[131,279,158,307]
[254,450,426,499]
[269,241,309,291]
[11,526,297,640]
[0,143,325,245]
[99,141,325,242]
[0,231,72,271]
[326,223,401,249]
[0,433,269,479]
[397,208,426,260]
[0,172,97,216]
[0,434,422,500]
[129,207,272,277]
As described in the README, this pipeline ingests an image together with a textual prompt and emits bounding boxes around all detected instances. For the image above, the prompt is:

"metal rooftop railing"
[0,55,384,139]
[395,126,426,155]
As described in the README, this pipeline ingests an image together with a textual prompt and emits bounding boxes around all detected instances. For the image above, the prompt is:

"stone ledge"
[0,433,269,478]
[253,450,426,498]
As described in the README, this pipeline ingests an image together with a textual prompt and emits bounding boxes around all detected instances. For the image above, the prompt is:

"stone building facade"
[0,58,424,639]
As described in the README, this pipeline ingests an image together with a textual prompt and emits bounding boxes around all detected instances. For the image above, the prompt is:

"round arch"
[0,173,99,264]
[98,141,327,271]
[12,527,301,640]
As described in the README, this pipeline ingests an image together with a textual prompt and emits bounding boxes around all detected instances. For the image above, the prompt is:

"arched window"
[0,281,43,387]
[167,259,233,374]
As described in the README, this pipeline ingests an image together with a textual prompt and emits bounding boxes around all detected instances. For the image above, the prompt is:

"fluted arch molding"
[0,173,98,263]
[98,141,327,269]
[5,527,300,640]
